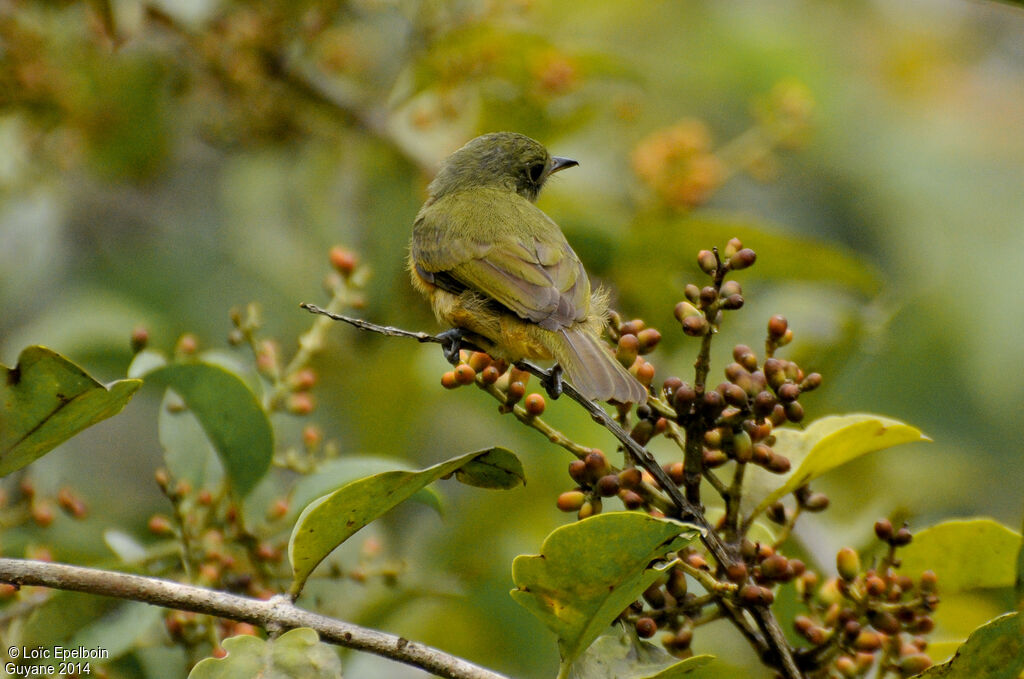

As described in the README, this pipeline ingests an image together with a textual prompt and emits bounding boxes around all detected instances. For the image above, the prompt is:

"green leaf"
[103,528,148,564]
[912,612,1024,679]
[144,363,273,497]
[569,626,714,679]
[288,447,522,597]
[453,446,526,488]
[157,389,223,489]
[749,414,928,518]
[288,456,444,521]
[69,602,162,661]
[188,628,341,679]
[1017,512,1024,609]
[0,346,141,476]
[898,519,1021,593]
[510,512,700,679]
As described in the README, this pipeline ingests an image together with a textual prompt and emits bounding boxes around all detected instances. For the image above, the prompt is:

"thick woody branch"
[0,558,506,679]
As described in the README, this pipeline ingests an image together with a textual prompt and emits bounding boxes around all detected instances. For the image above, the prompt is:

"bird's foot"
[540,364,564,400]
[437,328,467,366]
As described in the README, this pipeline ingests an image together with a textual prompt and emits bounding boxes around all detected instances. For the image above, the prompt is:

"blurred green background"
[1,0,1023,677]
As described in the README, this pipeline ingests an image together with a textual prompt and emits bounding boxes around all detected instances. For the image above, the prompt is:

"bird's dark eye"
[528,162,546,183]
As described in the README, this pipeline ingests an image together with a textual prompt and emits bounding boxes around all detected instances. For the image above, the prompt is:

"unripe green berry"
[596,474,620,497]
[919,570,938,593]
[681,315,709,336]
[728,248,756,270]
[577,498,601,519]
[869,609,900,635]
[777,382,801,402]
[618,319,645,336]
[130,326,149,353]
[801,372,822,391]
[784,401,804,423]
[673,383,696,412]
[726,562,748,583]
[616,334,640,369]
[703,448,728,468]
[724,237,743,259]
[585,450,609,478]
[618,489,644,509]
[766,502,787,524]
[802,492,830,512]
[836,547,860,581]
[568,459,587,483]
[766,453,791,474]
[898,654,933,677]
[684,283,700,303]
[637,328,662,353]
[767,315,789,340]
[618,467,642,489]
[732,430,753,463]
[697,249,717,274]
[724,383,748,408]
[835,656,857,678]
[892,525,913,546]
[556,491,586,512]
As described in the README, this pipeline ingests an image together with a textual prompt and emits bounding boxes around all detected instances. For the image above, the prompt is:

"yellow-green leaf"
[912,612,1024,678]
[510,513,699,679]
[289,447,522,597]
[750,414,929,518]
[899,519,1021,593]
[0,346,141,476]
[639,655,715,679]
[188,628,341,679]
[569,626,714,679]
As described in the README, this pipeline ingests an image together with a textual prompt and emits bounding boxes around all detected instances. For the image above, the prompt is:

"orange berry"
[328,246,358,275]
[148,514,174,535]
[453,364,476,385]
[524,393,546,416]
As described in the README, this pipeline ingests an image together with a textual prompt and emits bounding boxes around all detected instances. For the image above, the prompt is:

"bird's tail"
[551,328,648,404]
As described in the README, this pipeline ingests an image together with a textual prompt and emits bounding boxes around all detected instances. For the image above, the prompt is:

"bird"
[408,131,647,404]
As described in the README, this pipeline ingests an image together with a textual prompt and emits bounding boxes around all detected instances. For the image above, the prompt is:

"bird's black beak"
[549,156,579,174]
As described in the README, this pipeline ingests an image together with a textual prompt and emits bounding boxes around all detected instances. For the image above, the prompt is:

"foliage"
[1,1,1023,679]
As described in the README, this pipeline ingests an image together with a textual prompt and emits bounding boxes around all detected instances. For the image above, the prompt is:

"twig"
[300,304,805,679]
[0,558,506,679]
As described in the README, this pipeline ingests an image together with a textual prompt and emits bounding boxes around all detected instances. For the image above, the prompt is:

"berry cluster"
[441,351,551,417]
[790,521,937,677]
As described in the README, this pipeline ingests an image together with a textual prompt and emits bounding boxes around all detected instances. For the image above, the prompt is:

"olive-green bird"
[408,132,647,404]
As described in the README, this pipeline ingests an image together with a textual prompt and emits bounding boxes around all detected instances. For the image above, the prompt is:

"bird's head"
[428,132,578,202]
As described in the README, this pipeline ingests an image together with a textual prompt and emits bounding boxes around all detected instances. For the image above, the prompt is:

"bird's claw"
[437,328,466,366]
[541,364,564,400]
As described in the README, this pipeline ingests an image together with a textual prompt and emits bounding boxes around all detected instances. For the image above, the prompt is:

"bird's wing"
[412,193,590,332]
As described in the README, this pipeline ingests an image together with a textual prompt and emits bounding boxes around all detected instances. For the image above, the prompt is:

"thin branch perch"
[0,558,506,679]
